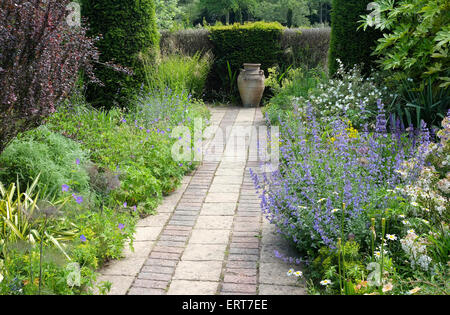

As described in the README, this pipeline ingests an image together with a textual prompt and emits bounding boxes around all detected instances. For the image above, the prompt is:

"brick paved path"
[96,106,306,295]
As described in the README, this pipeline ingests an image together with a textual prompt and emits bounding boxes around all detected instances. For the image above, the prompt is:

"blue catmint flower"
[251,101,427,251]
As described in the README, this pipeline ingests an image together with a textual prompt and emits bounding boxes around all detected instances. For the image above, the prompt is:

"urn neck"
[243,63,261,71]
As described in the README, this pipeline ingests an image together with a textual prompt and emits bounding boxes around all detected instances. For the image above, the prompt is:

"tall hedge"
[210,22,284,77]
[208,22,284,100]
[81,0,159,108]
[160,27,331,70]
[328,0,380,76]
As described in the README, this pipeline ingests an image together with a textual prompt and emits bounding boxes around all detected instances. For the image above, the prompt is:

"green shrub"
[209,21,284,74]
[312,241,366,291]
[387,78,450,129]
[208,22,284,101]
[145,52,213,97]
[328,0,381,76]
[0,176,79,252]
[360,0,450,88]
[47,91,209,214]
[0,248,96,295]
[69,205,137,267]
[160,29,214,57]
[264,62,394,129]
[281,28,331,70]
[155,0,181,30]
[81,0,159,108]
[299,62,392,128]
[0,127,90,198]
[47,106,166,211]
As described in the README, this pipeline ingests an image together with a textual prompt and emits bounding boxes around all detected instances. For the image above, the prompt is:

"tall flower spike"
[375,99,387,134]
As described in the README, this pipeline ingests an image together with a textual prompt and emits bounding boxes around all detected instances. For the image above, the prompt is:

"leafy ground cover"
[0,52,210,294]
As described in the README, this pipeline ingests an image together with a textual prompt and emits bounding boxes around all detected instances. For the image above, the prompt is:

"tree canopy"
[156,0,332,29]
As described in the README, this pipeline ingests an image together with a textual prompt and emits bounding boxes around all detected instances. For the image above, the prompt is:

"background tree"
[155,0,182,30]
[253,0,310,27]
[307,0,331,25]
[177,0,202,26]
[182,0,331,26]
[198,0,256,24]
[287,8,293,28]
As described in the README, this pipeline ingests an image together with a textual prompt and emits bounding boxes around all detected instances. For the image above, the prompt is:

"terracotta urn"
[237,63,265,107]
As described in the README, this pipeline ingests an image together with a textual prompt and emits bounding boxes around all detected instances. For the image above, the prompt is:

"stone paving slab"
[259,262,300,286]
[204,192,239,203]
[212,176,243,185]
[200,203,236,216]
[195,216,234,230]
[189,229,231,244]
[122,241,154,258]
[173,261,223,281]
[95,275,135,295]
[101,257,146,277]
[215,169,245,176]
[208,184,242,193]
[137,214,171,227]
[218,162,246,169]
[221,283,257,294]
[128,287,165,295]
[167,280,219,295]
[182,244,227,261]
[134,227,163,241]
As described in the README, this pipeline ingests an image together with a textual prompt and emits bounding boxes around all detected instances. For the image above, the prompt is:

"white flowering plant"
[396,114,449,228]
[298,60,392,128]
[263,61,394,129]
[390,112,449,288]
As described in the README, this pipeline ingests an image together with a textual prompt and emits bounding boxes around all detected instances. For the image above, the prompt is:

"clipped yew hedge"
[160,29,213,57]
[209,22,284,78]
[282,28,331,69]
[328,0,381,76]
[81,0,159,108]
[160,27,331,70]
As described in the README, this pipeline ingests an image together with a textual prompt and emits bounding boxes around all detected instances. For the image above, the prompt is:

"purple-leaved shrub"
[0,0,99,153]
